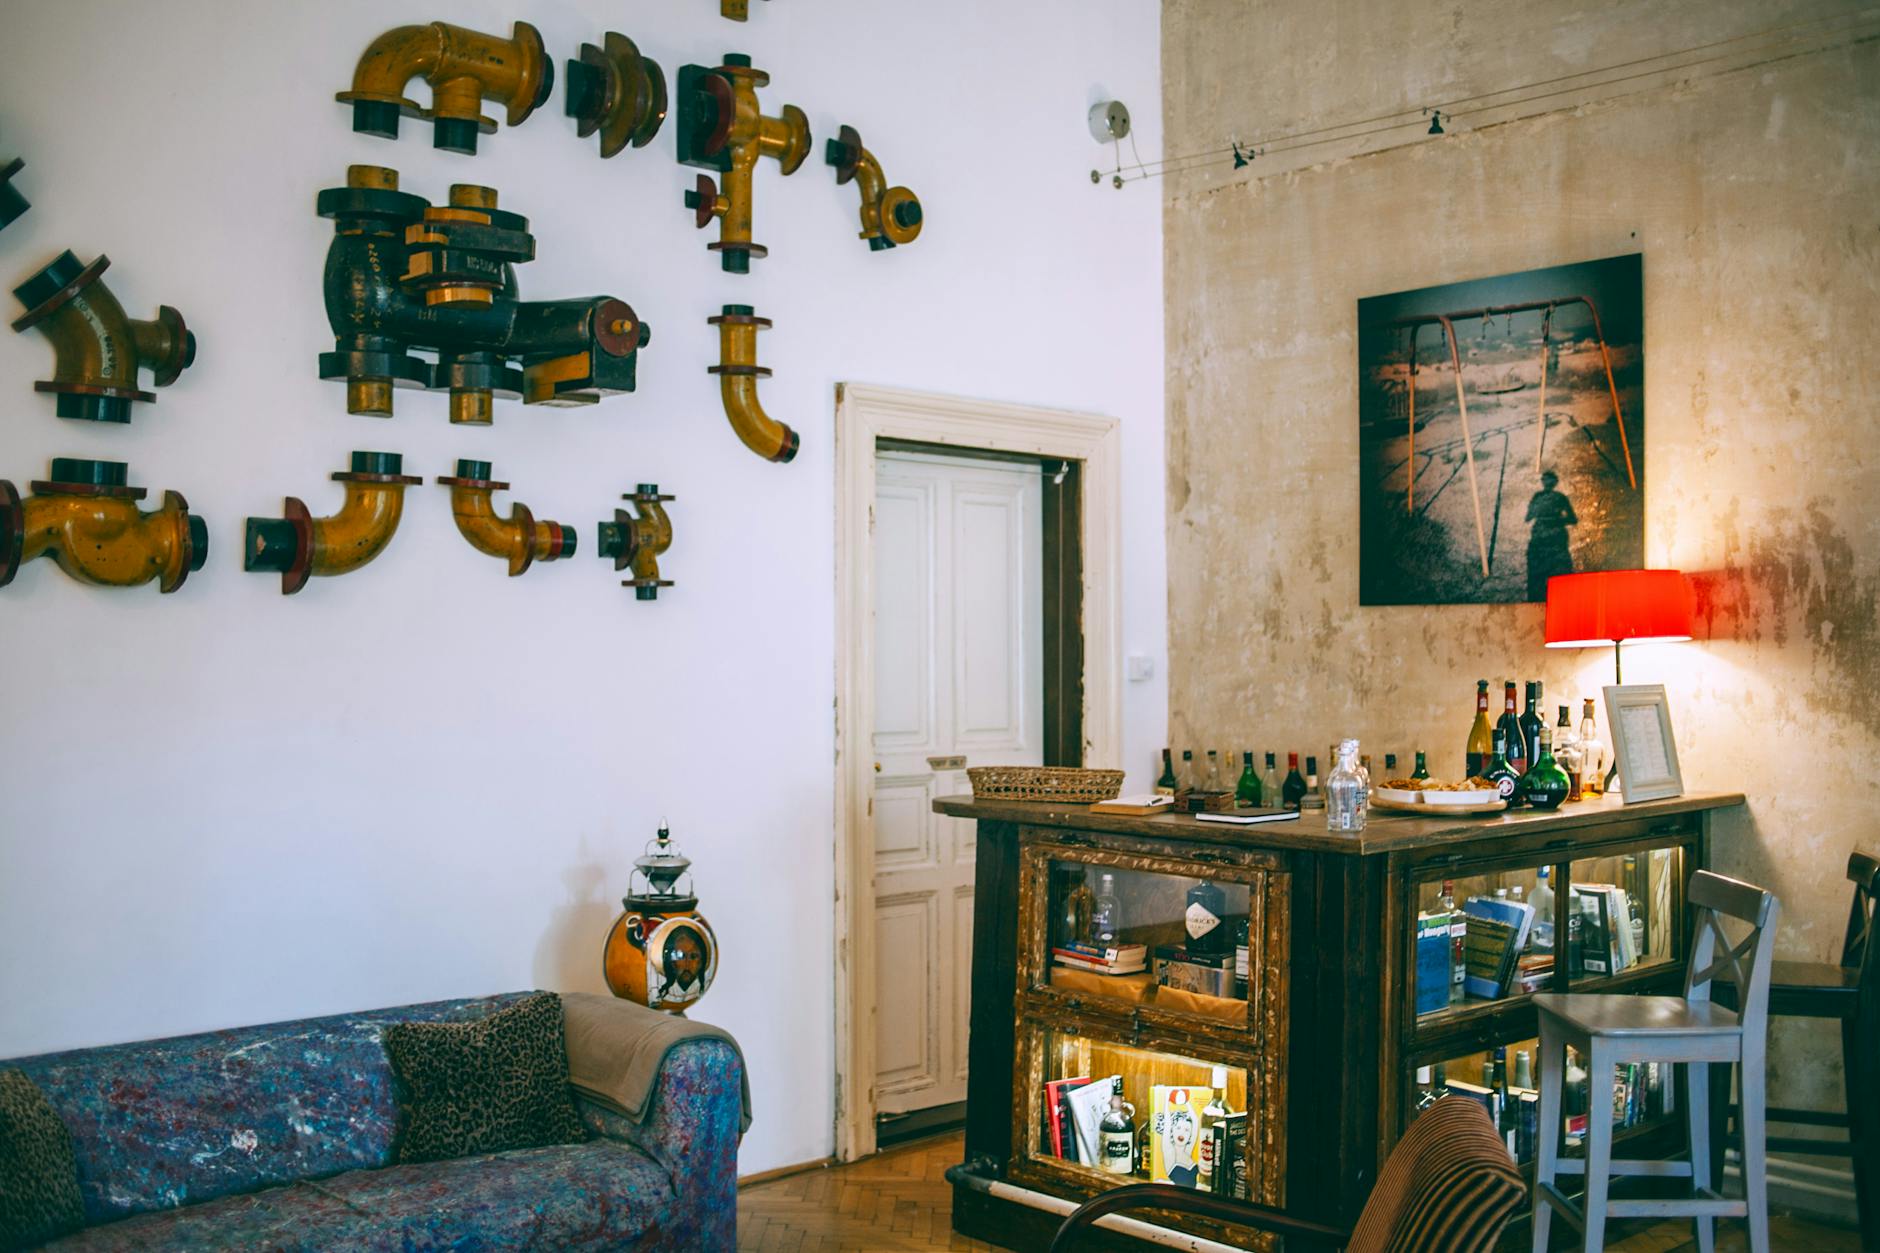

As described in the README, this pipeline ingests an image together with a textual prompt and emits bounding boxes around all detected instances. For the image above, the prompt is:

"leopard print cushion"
[0,1068,84,1248]
[382,992,588,1165]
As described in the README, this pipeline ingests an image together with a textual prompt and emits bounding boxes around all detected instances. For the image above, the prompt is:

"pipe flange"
[503,21,554,128]
[827,125,863,184]
[158,489,199,595]
[317,183,430,227]
[150,305,197,387]
[33,380,157,406]
[706,363,773,379]
[706,309,773,329]
[714,55,770,89]
[434,473,511,491]
[0,480,22,588]
[10,252,110,333]
[700,71,737,156]
[592,299,642,358]
[319,348,433,393]
[334,470,424,486]
[689,174,719,229]
[281,497,315,596]
[880,186,923,245]
[568,33,668,156]
[29,479,148,500]
[776,104,811,175]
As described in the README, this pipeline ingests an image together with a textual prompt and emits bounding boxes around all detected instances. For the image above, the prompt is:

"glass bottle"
[1517,724,1571,811]
[1281,753,1307,811]
[1384,752,1399,779]
[1530,865,1555,953]
[1513,1049,1533,1090]
[1466,679,1494,778]
[1497,681,1527,778]
[1092,872,1122,946]
[1204,749,1223,793]
[1519,681,1545,774]
[1186,879,1229,958]
[1099,1078,1136,1175]
[1156,749,1179,797]
[1410,751,1431,783]
[1261,752,1280,805]
[1484,728,1520,806]
[1181,749,1196,793]
[1578,698,1607,796]
[1056,868,1096,947]
[1554,705,1583,802]
[1301,756,1325,810]
[1414,1065,1439,1111]
[1327,739,1367,832]
[1235,751,1263,808]
[1197,1065,1230,1193]
[1441,879,1466,992]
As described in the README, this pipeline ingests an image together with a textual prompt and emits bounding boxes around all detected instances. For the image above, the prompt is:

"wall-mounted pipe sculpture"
[337,21,552,155]
[565,33,667,157]
[720,0,767,19]
[675,53,809,273]
[436,459,575,576]
[824,125,922,251]
[597,484,673,600]
[244,452,422,595]
[707,304,797,462]
[1,459,206,593]
[0,158,27,231]
[10,251,195,423]
[318,166,649,423]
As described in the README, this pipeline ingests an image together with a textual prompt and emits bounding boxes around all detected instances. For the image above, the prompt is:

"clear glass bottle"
[1327,738,1367,832]
[1577,698,1606,795]
[1181,749,1196,793]
[1204,749,1223,793]
[1531,865,1556,952]
[1261,752,1280,805]
[1554,705,1583,801]
[1092,872,1122,946]
[1099,1078,1136,1175]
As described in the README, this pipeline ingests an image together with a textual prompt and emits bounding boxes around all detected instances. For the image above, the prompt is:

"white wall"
[0,0,1165,1175]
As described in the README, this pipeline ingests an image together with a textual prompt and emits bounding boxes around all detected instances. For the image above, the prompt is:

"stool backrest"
[1684,870,1779,1031]
[1841,849,1879,971]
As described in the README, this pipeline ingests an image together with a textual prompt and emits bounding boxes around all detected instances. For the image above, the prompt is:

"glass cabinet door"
[1565,845,1686,984]
[1410,863,1557,1026]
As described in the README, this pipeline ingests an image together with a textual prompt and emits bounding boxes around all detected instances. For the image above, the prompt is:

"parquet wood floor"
[736,1130,1861,1252]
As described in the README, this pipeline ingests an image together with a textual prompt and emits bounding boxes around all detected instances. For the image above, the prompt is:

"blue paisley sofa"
[7,992,741,1250]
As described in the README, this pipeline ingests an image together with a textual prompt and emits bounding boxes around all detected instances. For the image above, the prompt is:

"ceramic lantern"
[603,824,718,1015]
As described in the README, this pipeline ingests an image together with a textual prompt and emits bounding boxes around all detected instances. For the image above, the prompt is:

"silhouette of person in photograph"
[1525,469,1578,600]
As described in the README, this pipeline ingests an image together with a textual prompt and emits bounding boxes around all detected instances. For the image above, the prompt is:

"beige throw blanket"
[561,992,753,1133]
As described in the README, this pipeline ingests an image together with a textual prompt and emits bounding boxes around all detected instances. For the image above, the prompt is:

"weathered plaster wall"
[1163,0,1879,1149]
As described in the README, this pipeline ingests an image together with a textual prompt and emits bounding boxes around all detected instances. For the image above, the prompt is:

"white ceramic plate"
[1373,786,1422,806]
[1416,788,1506,806]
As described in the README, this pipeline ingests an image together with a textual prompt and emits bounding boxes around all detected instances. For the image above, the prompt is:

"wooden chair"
[1047,1096,1522,1253]
[1711,848,1879,1248]
[1530,869,1779,1253]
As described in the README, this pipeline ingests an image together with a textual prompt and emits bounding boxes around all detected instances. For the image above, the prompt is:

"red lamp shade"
[1544,569,1694,648]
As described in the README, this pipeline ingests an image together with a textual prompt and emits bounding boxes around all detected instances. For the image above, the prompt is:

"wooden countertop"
[932,791,1746,855]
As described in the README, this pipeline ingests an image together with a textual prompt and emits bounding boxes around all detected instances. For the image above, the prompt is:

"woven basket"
[966,765,1125,804]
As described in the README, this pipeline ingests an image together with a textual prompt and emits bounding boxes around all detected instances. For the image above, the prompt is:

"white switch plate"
[1126,653,1154,682]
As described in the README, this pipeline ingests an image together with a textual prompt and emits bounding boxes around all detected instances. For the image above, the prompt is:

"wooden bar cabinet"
[936,791,1746,1251]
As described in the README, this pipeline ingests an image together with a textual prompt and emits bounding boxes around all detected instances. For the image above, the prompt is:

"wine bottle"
[1553,706,1583,802]
[1441,879,1466,992]
[1497,681,1527,777]
[1519,681,1544,773]
[1186,880,1229,958]
[1517,723,1570,811]
[1410,751,1430,782]
[1466,679,1493,778]
[1281,753,1307,811]
[1235,751,1263,807]
[1484,728,1520,805]
[1301,756,1324,810]
[1261,752,1280,805]
[1156,749,1178,797]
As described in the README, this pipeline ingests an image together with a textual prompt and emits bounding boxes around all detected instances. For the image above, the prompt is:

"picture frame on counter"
[1604,684,1683,803]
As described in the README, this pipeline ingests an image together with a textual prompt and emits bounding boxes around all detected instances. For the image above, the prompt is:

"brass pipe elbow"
[244,451,422,595]
[597,483,674,600]
[565,33,667,158]
[707,304,798,463]
[338,21,552,155]
[11,251,196,424]
[676,53,809,273]
[1,458,206,593]
[825,125,923,251]
[436,459,575,576]
[0,158,27,232]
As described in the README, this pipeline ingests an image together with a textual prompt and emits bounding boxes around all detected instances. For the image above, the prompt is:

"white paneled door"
[872,450,1043,1116]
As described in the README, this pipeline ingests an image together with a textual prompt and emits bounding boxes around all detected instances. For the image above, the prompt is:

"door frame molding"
[832,381,1122,1161]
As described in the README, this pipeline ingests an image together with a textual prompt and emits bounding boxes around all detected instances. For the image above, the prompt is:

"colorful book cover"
[1067,1073,1120,1164]
[1416,912,1452,1014]
[1462,914,1520,1000]
[1044,1076,1088,1159]
[1149,1085,1204,1188]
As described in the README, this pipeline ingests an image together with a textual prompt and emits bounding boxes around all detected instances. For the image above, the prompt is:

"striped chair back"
[1347,1096,1524,1253]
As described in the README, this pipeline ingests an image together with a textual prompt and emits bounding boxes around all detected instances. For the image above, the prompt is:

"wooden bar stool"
[1530,869,1779,1252]
[1712,848,1878,1247]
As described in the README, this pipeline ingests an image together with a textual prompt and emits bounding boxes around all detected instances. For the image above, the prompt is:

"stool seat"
[1532,992,1740,1037]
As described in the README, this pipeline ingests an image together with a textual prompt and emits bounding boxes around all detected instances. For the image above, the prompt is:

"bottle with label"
[1493,1045,1513,1137]
[1327,738,1367,832]
[1301,756,1325,810]
[1099,1078,1136,1175]
[1484,728,1520,806]
[1466,679,1494,778]
[1578,698,1607,795]
[1261,752,1280,805]
[1235,751,1263,808]
[1497,682,1527,778]
[1135,1118,1152,1179]
[1281,753,1307,811]
[1520,681,1545,773]
[1233,916,1251,998]
[1092,872,1122,946]
[1196,1066,1230,1193]
[1441,879,1466,992]
[1186,880,1229,958]
[1518,724,1571,811]
[1554,705,1583,801]
[1155,749,1179,797]
[1410,751,1431,782]
[1531,865,1556,952]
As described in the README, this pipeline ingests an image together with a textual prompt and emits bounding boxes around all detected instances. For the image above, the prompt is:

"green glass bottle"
[1517,724,1571,811]
[1235,750,1263,807]
[1155,748,1179,797]
[1411,751,1431,782]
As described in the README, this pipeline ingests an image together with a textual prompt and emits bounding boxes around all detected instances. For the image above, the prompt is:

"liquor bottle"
[1181,749,1196,792]
[1433,1063,1449,1098]
[1235,751,1263,808]
[1466,679,1493,778]
[1099,1078,1136,1175]
[1301,756,1325,810]
[1156,749,1179,797]
[1519,681,1544,774]
[1410,751,1431,782]
[1327,739,1367,832]
[1531,865,1555,952]
[1414,1065,1440,1111]
[1233,916,1251,998]
[1092,872,1122,945]
[1517,724,1571,811]
[1204,749,1223,793]
[1055,867,1096,947]
[1554,706,1584,801]
[1441,879,1466,992]
[1197,1066,1229,1192]
[1281,753,1307,811]
[1135,1119,1152,1179]
[1497,682,1527,778]
[1513,1049,1533,1089]
[1578,698,1607,796]
[1384,752,1399,777]
[1493,1046,1513,1138]
[1186,879,1229,958]
[1483,729,1520,805]
[1261,752,1280,806]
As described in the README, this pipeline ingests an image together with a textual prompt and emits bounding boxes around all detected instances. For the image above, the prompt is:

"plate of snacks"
[1372,777,1507,814]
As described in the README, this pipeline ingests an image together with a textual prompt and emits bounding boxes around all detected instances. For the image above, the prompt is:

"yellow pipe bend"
[825,125,922,250]
[243,452,422,595]
[338,21,551,150]
[707,306,798,463]
[436,461,573,576]
[2,461,205,593]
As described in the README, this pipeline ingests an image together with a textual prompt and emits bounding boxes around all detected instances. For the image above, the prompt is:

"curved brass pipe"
[1,459,206,593]
[244,452,423,595]
[677,54,808,273]
[0,157,27,232]
[436,459,574,576]
[597,484,674,600]
[825,125,923,251]
[10,251,195,424]
[707,305,798,463]
[337,21,552,155]
[565,33,667,158]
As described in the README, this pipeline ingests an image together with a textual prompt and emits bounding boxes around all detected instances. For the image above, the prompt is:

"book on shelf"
[1148,1085,1205,1187]
[1569,885,1633,976]
[1442,1078,1496,1122]
[1210,1111,1249,1199]
[1193,807,1300,826]
[1090,793,1176,816]
[1155,945,1236,997]
[1044,1076,1089,1160]
[1415,912,1453,1015]
[1512,952,1555,994]
[1461,893,1534,999]
[1053,942,1148,975]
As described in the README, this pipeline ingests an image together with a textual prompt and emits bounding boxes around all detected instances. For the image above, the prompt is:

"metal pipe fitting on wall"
[336,21,552,155]
[1,459,206,593]
[244,451,423,596]
[720,0,767,20]
[317,166,649,422]
[707,304,797,463]
[597,484,674,600]
[565,33,667,157]
[825,125,922,251]
[675,53,809,273]
[10,251,196,423]
[0,158,28,232]
[436,459,575,576]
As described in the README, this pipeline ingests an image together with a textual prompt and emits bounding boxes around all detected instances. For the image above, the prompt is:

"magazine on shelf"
[1415,912,1453,1014]
[1067,1074,1120,1164]
[1044,1076,1089,1159]
[1461,894,1533,999]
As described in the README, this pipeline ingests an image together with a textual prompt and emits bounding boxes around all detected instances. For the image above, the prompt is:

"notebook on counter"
[1193,807,1299,826]
[1089,793,1177,815]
